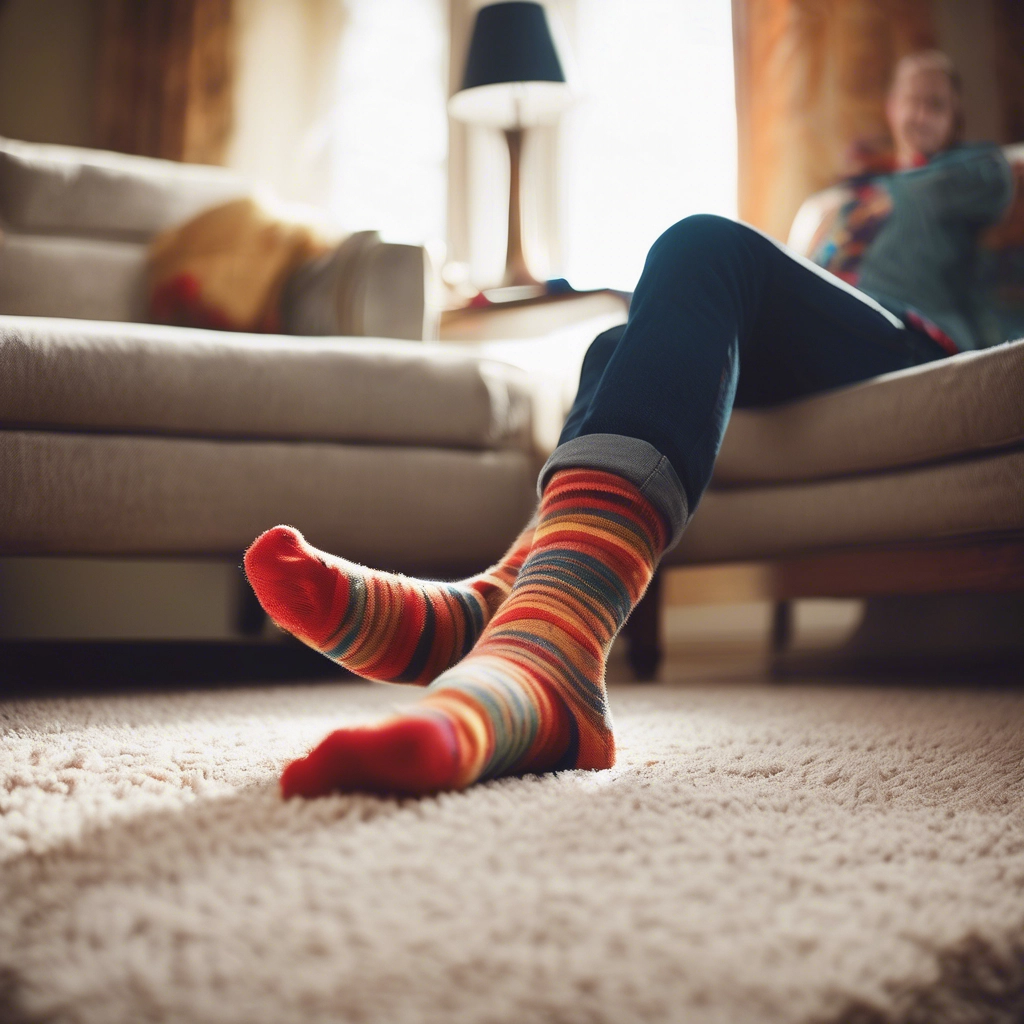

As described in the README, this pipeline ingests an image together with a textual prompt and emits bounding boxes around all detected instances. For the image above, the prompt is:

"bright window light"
[330,0,448,243]
[559,0,738,291]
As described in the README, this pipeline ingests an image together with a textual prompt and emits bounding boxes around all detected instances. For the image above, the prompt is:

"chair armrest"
[786,185,850,258]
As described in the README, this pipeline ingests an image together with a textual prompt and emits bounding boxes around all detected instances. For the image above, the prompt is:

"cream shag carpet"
[1,681,1023,1024]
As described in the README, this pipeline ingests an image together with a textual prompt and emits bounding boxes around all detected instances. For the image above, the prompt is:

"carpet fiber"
[1,680,1023,1023]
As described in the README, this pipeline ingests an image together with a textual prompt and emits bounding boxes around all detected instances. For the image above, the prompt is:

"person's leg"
[245,522,535,684]
[554,214,947,529]
[280,215,948,798]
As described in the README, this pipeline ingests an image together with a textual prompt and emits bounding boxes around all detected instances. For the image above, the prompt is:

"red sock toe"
[281,715,461,798]
[244,526,350,647]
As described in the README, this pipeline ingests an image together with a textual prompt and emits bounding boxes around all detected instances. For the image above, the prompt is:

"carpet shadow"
[812,929,1024,1024]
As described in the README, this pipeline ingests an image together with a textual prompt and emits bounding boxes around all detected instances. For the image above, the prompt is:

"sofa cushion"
[0,137,249,241]
[670,448,1024,564]
[0,431,537,573]
[714,339,1024,485]
[0,317,534,452]
[3,432,1019,568]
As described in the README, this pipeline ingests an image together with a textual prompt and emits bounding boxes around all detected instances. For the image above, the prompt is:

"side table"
[439,288,629,343]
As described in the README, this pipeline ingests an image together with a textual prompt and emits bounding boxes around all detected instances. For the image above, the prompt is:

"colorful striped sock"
[244,524,535,684]
[281,468,667,797]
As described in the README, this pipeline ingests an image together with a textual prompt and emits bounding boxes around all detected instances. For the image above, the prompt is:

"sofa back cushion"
[0,137,249,242]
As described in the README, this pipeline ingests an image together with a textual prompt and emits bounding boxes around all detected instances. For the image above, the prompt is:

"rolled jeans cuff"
[537,433,690,551]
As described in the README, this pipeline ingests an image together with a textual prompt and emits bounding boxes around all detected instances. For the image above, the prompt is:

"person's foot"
[244,524,534,683]
[281,716,461,797]
[281,468,667,797]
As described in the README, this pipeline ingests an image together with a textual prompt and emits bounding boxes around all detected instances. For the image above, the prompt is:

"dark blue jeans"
[540,214,949,548]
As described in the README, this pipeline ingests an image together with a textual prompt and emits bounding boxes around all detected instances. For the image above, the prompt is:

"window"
[330,0,448,243]
[558,0,737,291]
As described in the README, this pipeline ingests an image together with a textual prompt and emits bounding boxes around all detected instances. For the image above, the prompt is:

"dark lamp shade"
[449,1,572,128]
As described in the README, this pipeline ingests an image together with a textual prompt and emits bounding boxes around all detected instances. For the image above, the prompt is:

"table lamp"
[449,1,572,288]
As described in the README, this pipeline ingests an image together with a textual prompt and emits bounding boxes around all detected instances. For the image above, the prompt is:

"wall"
[226,0,345,207]
[0,0,100,147]
[0,0,1013,177]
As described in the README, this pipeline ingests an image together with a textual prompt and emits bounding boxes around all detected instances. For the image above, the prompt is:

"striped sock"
[244,524,534,684]
[281,468,667,797]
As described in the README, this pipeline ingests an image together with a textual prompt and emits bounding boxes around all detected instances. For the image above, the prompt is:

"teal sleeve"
[908,145,1014,226]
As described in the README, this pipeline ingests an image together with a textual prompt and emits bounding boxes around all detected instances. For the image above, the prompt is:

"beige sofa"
[0,137,430,339]
[1,139,1022,671]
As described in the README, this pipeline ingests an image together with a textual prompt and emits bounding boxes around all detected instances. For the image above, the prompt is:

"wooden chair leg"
[624,570,663,680]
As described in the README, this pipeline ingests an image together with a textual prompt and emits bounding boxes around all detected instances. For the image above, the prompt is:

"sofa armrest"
[282,232,432,341]
[354,239,432,341]
[0,136,250,242]
[0,137,435,340]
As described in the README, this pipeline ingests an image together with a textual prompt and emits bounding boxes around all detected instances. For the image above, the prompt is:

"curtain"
[95,0,234,164]
[731,0,936,241]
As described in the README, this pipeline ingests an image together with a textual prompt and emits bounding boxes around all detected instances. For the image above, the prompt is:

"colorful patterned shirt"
[810,144,1015,350]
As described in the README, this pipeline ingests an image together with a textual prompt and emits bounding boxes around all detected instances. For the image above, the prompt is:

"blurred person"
[243,53,1018,799]
[799,49,1020,352]
[836,50,962,177]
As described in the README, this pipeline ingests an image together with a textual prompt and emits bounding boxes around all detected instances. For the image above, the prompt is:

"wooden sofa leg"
[770,600,793,655]
[624,571,663,681]
[236,567,267,637]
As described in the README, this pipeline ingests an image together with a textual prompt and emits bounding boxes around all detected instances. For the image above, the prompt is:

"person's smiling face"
[886,68,958,166]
